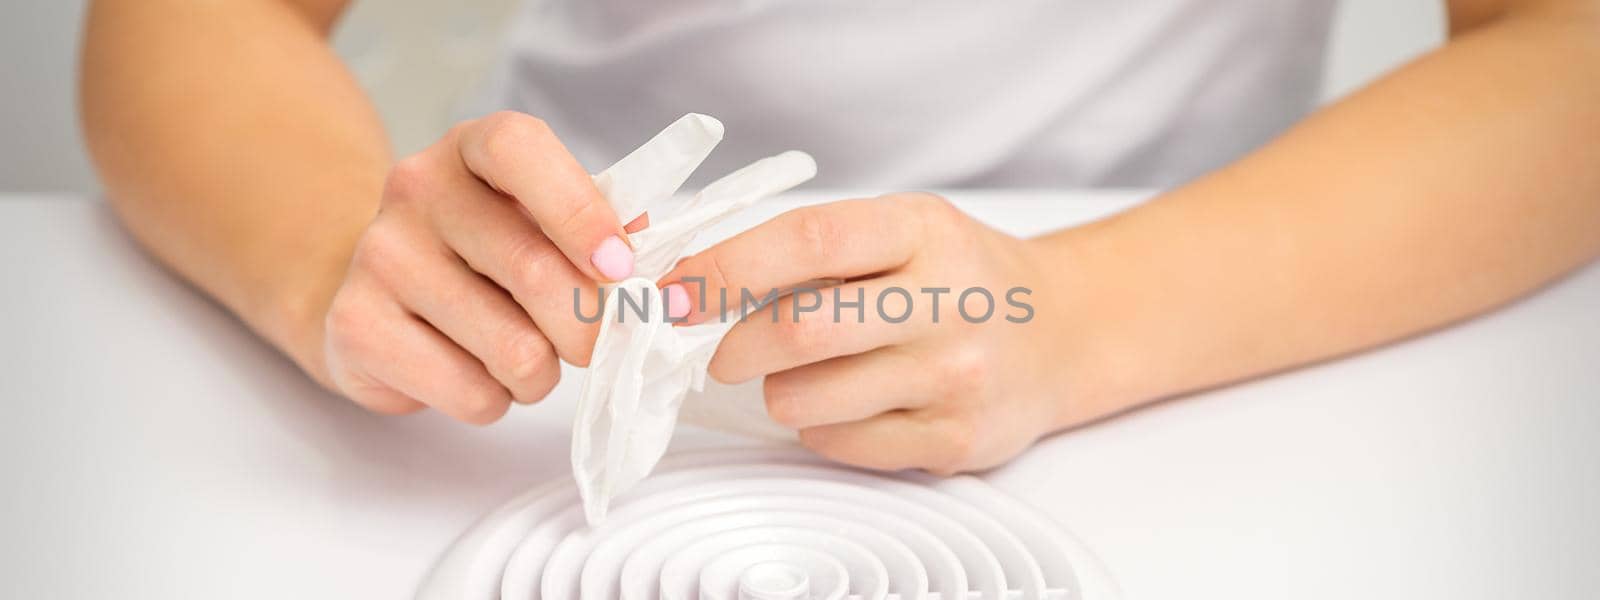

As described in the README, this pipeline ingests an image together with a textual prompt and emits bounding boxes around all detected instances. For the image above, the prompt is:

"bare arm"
[82,1,632,423]
[81,0,386,382]
[658,0,1600,472]
[1046,0,1600,421]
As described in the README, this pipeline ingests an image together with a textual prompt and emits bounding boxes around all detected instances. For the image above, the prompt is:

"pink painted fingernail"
[663,284,690,320]
[590,235,634,281]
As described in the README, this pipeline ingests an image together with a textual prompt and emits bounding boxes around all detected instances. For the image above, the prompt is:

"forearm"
[1045,4,1600,422]
[81,0,386,382]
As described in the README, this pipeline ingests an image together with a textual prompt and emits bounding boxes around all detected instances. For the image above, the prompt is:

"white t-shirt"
[474,0,1336,188]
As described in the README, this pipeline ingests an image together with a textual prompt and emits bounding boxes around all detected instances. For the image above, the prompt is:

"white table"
[1,192,1596,599]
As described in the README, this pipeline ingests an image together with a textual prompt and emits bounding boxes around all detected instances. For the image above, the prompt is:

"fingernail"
[664,284,690,320]
[590,235,634,281]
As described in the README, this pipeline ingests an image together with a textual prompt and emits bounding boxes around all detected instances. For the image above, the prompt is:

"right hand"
[321,111,641,424]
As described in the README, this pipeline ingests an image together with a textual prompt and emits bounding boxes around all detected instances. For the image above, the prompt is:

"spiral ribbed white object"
[419,446,1120,600]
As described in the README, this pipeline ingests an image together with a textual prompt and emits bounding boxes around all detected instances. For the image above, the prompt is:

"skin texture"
[321,115,643,422]
[82,0,641,421]
[663,0,1600,472]
[662,194,1069,474]
[83,0,1600,472]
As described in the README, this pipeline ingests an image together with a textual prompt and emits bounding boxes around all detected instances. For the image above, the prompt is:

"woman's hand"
[321,111,641,424]
[660,193,1075,474]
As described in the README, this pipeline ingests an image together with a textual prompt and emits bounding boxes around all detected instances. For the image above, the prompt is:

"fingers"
[798,411,977,475]
[707,278,931,383]
[331,372,426,416]
[425,177,601,366]
[325,282,514,425]
[456,111,634,282]
[762,345,937,429]
[624,213,650,234]
[387,252,562,405]
[369,316,514,425]
[661,196,926,325]
[326,110,645,423]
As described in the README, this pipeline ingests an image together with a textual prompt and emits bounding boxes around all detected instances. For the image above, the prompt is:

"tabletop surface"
[1,192,1596,599]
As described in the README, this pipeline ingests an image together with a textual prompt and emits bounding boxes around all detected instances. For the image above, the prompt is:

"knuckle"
[788,208,841,264]
[678,250,732,294]
[442,120,474,142]
[549,193,604,241]
[762,375,807,428]
[776,312,830,360]
[896,190,953,213]
[703,252,735,292]
[497,330,555,386]
[322,292,372,354]
[350,224,411,284]
[522,367,562,403]
[500,234,564,293]
[456,384,510,425]
[935,347,990,398]
[484,110,550,135]
[898,191,963,235]
[383,155,434,205]
[478,112,551,173]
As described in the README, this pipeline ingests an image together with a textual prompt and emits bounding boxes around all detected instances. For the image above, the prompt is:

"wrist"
[260,229,360,391]
[1022,224,1151,430]
[272,270,341,389]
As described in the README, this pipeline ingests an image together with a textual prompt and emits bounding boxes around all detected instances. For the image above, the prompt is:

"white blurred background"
[0,1,1444,194]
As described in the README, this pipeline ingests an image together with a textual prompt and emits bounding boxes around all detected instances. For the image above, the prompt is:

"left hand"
[660,192,1073,474]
